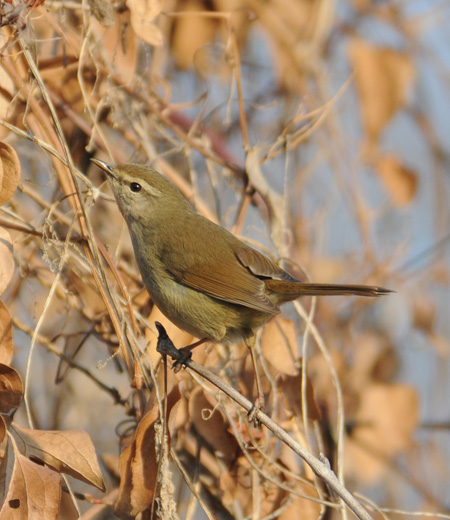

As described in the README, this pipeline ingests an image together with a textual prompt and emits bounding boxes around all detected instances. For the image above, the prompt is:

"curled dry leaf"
[0,227,14,297]
[374,154,418,206]
[348,38,416,150]
[0,364,23,415]
[261,316,299,376]
[0,444,62,520]
[0,142,21,206]
[11,425,106,492]
[127,0,164,46]
[0,300,13,365]
[115,386,181,519]
[188,387,239,462]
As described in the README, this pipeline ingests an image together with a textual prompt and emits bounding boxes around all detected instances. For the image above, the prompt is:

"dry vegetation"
[1,0,449,519]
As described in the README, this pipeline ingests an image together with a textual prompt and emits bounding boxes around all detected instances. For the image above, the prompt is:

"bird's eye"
[130,182,142,193]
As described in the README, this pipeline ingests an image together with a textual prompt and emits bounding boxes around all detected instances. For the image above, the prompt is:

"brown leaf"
[0,416,6,447]
[374,154,418,206]
[0,68,15,141]
[279,486,321,520]
[91,9,138,82]
[11,425,105,492]
[357,383,419,452]
[346,383,419,483]
[115,386,181,519]
[0,444,61,520]
[261,316,299,376]
[0,142,21,207]
[348,38,416,149]
[0,301,13,365]
[412,294,435,333]
[172,0,218,69]
[347,333,398,390]
[278,371,321,421]
[0,364,23,415]
[188,387,239,462]
[0,227,15,298]
[127,0,164,46]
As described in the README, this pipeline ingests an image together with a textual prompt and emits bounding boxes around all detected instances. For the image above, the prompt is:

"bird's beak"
[91,158,116,178]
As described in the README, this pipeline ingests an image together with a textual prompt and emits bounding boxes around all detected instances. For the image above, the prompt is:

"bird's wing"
[161,213,281,314]
[235,247,298,282]
[167,258,279,314]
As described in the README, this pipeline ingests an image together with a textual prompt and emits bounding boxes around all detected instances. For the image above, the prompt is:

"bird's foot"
[155,322,192,372]
[172,346,193,373]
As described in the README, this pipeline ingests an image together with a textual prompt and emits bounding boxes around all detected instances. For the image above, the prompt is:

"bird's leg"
[245,334,265,425]
[173,338,209,372]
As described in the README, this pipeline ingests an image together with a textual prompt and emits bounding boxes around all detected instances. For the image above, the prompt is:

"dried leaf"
[347,333,398,390]
[221,458,287,517]
[11,425,105,492]
[0,228,14,298]
[0,445,61,520]
[261,316,299,376]
[172,0,218,69]
[0,301,13,365]
[412,294,435,333]
[0,364,23,415]
[357,383,419,451]
[250,0,322,90]
[0,142,21,207]
[127,0,164,46]
[0,67,15,140]
[115,386,180,519]
[375,154,418,206]
[0,416,6,446]
[92,9,138,81]
[349,38,416,149]
[189,387,239,462]
[346,383,419,483]
[279,487,321,520]
[278,372,321,421]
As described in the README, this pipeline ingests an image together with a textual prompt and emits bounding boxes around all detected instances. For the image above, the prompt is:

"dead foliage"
[0,0,448,518]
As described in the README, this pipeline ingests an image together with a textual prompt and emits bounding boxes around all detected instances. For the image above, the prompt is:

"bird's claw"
[172,346,193,373]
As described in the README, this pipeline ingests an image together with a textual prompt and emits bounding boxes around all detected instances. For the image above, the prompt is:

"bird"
[92,159,391,416]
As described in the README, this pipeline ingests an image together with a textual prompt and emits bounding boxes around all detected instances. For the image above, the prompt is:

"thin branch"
[155,322,373,520]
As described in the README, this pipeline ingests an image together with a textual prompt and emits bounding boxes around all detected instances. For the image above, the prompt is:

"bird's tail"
[265,280,393,299]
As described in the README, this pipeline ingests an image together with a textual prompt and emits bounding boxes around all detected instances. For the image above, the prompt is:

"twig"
[154,323,373,520]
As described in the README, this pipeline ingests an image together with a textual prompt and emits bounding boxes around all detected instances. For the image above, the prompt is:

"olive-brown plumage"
[92,159,391,346]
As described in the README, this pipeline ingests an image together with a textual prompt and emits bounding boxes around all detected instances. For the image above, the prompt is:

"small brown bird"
[92,159,391,411]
